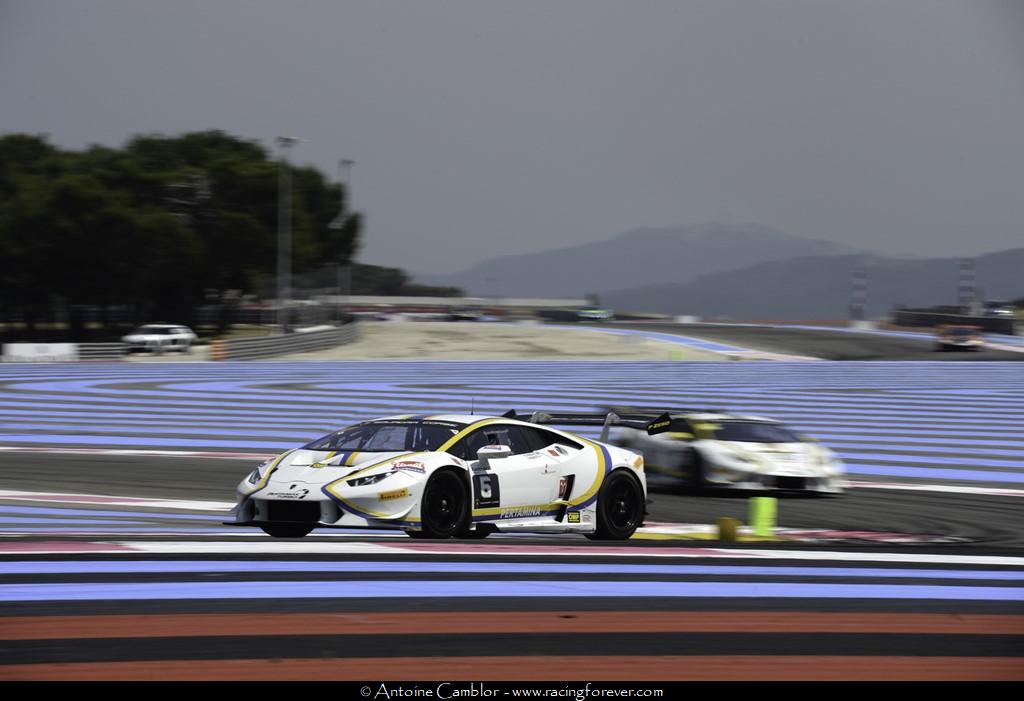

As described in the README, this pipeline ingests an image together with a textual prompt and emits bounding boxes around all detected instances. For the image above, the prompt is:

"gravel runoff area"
[270,321,726,361]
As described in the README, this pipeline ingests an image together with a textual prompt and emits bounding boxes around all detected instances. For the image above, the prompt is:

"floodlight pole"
[330,159,356,320]
[276,136,299,334]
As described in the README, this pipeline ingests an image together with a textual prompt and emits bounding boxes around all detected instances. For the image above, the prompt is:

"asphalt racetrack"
[1,354,1022,680]
[603,322,1024,361]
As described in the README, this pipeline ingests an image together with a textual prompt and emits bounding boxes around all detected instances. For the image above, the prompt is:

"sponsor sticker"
[567,511,581,523]
[499,507,542,519]
[393,461,426,474]
[267,484,310,499]
[378,488,410,501]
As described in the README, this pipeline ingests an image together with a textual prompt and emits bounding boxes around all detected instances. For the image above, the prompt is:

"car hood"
[264,449,410,487]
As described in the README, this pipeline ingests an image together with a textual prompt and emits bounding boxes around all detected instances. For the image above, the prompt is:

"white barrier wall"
[1,343,79,362]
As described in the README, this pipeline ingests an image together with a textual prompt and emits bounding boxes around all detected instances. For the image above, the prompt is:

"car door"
[451,424,560,514]
[518,426,600,505]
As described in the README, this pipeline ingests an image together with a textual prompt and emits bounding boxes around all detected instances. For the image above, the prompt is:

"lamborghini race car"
[609,408,844,494]
[227,412,650,540]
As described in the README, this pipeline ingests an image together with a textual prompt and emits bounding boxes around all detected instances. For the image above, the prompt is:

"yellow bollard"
[750,496,777,537]
[716,516,739,542]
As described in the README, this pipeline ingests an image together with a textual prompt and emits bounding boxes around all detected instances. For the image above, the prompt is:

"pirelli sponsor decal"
[378,488,410,501]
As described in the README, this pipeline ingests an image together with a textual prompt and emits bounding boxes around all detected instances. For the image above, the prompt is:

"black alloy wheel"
[417,470,469,539]
[586,470,644,541]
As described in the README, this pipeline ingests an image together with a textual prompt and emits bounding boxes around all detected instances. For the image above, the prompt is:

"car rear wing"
[604,405,727,417]
[502,409,672,442]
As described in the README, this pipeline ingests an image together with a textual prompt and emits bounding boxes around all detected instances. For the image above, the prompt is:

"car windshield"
[302,421,463,452]
[133,326,167,334]
[949,328,976,338]
[708,421,799,443]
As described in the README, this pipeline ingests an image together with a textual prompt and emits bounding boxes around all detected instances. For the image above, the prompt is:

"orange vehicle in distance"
[935,325,983,352]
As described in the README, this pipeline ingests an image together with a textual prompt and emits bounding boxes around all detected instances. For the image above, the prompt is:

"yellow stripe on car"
[564,437,608,507]
[253,450,295,491]
[438,418,509,453]
[322,452,425,520]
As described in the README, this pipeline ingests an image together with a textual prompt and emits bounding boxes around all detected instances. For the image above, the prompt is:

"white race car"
[610,408,844,495]
[122,324,197,353]
[227,411,649,540]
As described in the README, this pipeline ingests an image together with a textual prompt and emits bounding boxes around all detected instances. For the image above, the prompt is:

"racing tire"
[585,470,645,541]
[260,524,314,538]
[418,470,470,539]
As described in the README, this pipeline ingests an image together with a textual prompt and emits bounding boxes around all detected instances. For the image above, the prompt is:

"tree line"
[0,130,458,340]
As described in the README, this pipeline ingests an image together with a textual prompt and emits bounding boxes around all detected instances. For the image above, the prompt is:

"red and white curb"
[1,539,1022,566]
[0,490,988,546]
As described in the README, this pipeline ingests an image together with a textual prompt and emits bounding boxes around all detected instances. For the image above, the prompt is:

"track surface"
[604,322,1024,360]
[1,359,1022,680]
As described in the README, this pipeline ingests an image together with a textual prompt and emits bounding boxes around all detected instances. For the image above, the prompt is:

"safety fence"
[891,310,1015,334]
[208,324,359,361]
[77,343,128,360]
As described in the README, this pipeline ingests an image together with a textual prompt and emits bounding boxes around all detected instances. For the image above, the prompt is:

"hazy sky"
[1,1,1022,274]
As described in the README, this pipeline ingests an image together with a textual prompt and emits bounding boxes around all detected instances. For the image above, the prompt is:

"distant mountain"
[415,223,851,297]
[600,249,1024,320]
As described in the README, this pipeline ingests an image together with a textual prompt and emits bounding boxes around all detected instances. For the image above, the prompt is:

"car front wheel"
[417,470,469,539]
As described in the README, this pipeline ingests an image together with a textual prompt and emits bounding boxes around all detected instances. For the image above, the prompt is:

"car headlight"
[246,460,271,485]
[816,452,842,475]
[347,472,392,487]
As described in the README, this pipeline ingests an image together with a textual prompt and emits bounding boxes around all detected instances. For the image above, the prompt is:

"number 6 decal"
[473,473,500,509]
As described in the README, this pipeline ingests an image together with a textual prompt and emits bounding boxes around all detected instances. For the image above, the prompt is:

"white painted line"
[848,480,1024,498]
[0,446,274,461]
[14,539,1018,566]
[984,343,1024,354]
[0,490,234,512]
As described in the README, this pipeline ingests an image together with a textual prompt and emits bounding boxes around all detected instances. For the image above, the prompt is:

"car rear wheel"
[586,470,644,541]
[417,470,470,539]
[260,524,314,538]
[687,450,707,494]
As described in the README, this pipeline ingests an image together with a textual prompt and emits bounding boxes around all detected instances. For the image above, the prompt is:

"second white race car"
[227,411,650,540]
[610,408,844,495]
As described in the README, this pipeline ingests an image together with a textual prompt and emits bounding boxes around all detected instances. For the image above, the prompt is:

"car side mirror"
[476,445,512,470]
